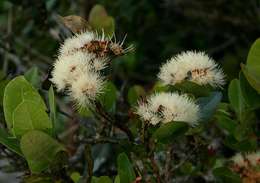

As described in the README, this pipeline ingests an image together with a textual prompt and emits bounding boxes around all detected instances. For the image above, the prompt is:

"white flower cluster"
[136,92,199,126]
[136,51,226,126]
[158,51,225,87]
[51,31,115,106]
[231,151,260,168]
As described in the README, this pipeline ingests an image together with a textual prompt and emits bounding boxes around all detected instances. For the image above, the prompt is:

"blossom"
[231,153,247,167]
[136,92,199,126]
[59,31,133,58]
[51,30,131,107]
[158,51,225,87]
[50,51,107,91]
[231,151,260,168]
[59,31,97,56]
[69,72,105,106]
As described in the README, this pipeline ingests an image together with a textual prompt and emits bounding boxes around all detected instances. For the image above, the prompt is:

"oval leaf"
[228,79,246,120]
[20,130,65,173]
[152,122,189,144]
[117,153,136,183]
[213,167,241,183]
[3,76,46,130]
[13,100,52,137]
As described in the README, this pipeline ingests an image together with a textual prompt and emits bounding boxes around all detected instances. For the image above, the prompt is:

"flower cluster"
[51,31,130,106]
[231,152,260,168]
[231,152,260,181]
[136,51,225,126]
[158,51,225,87]
[136,92,199,126]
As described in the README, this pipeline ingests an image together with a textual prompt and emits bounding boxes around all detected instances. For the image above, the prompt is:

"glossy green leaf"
[228,79,246,121]
[3,76,46,130]
[127,85,145,106]
[13,100,52,137]
[239,72,260,109]
[24,67,41,88]
[213,167,241,183]
[0,128,23,156]
[224,135,257,152]
[215,115,236,135]
[117,153,136,183]
[242,38,260,93]
[114,175,120,183]
[197,92,222,122]
[241,64,260,93]
[70,172,81,183]
[246,38,260,72]
[20,130,65,173]
[152,121,189,144]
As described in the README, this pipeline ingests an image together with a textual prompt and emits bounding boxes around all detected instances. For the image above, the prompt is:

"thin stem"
[84,144,93,183]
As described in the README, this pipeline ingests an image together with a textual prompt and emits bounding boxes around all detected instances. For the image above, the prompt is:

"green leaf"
[127,85,145,106]
[24,67,41,88]
[241,38,260,93]
[152,121,189,144]
[228,79,246,121]
[173,81,211,97]
[152,82,168,93]
[213,167,241,183]
[114,175,120,183]
[0,128,23,156]
[197,92,222,122]
[88,4,115,37]
[239,72,260,109]
[71,172,81,183]
[241,64,260,93]
[48,85,56,136]
[215,115,236,135]
[20,130,65,173]
[99,82,117,112]
[247,38,260,72]
[3,76,46,130]
[92,176,113,183]
[117,153,136,183]
[224,135,257,152]
[13,100,52,137]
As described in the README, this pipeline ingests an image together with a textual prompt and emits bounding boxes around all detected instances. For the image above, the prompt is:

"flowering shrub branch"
[0,4,259,183]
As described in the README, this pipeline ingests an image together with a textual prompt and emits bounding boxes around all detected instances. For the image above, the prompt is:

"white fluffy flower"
[231,153,247,167]
[158,51,225,87]
[51,51,107,91]
[69,72,105,106]
[59,31,98,56]
[231,151,260,168]
[247,151,260,166]
[136,92,199,126]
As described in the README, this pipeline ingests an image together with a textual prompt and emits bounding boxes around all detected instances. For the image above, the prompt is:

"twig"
[80,137,120,145]
[84,144,93,183]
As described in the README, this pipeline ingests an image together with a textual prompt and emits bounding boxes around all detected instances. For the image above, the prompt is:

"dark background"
[1,0,260,86]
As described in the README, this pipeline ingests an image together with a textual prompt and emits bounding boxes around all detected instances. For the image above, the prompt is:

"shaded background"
[1,0,260,84]
[0,0,260,182]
